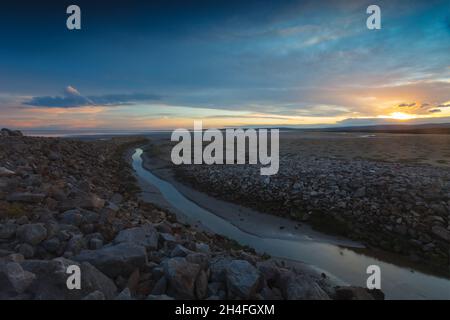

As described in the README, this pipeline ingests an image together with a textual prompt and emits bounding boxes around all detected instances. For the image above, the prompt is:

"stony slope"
[177,155,450,271]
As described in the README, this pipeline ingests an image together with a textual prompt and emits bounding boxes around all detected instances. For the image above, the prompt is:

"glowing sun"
[389,112,416,120]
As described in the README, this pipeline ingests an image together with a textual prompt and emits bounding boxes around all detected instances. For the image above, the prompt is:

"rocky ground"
[0,129,381,300]
[177,154,450,272]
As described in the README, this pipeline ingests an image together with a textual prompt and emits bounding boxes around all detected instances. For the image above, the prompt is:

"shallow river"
[132,148,450,300]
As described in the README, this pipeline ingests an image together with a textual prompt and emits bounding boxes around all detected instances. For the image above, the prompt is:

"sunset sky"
[0,0,449,131]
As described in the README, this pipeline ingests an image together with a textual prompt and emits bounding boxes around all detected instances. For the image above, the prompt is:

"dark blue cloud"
[24,86,161,108]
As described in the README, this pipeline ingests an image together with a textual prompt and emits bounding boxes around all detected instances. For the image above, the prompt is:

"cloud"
[24,86,161,108]
[65,85,82,96]
[398,102,416,107]
[89,93,161,106]
[428,109,442,113]
[436,103,450,108]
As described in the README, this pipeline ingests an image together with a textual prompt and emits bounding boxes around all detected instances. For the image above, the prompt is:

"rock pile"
[177,155,450,269]
[0,131,380,300]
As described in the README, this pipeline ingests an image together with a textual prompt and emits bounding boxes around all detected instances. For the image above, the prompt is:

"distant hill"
[279,123,450,134]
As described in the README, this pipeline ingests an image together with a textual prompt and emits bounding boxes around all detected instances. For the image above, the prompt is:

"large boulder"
[73,243,148,278]
[225,260,262,299]
[163,257,201,299]
[276,270,329,300]
[16,224,48,246]
[0,261,36,298]
[209,256,232,282]
[21,258,117,299]
[113,224,159,250]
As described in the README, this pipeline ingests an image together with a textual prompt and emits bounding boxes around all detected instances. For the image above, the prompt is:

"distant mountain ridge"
[314,122,450,134]
[273,122,450,134]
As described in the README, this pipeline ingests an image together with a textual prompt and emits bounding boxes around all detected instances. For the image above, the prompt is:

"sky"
[0,0,449,131]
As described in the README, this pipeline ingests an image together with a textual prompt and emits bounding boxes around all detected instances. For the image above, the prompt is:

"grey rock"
[44,222,60,239]
[354,187,366,198]
[195,242,210,253]
[170,244,193,258]
[260,286,283,300]
[186,253,209,270]
[151,266,164,279]
[151,276,167,295]
[6,253,25,263]
[81,210,100,224]
[225,260,261,299]
[89,238,103,250]
[66,234,86,255]
[57,229,72,241]
[207,282,223,297]
[21,258,117,299]
[16,216,29,225]
[48,151,61,161]
[16,224,47,246]
[256,260,280,283]
[115,287,132,300]
[42,238,61,254]
[83,290,106,300]
[195,270,208,299]
[277,270,329,300]
[73,243,148,278]
[163,257,200,299]
[159,232,176,244]
[114,224,159,250]
[335,286,384,300]
[60,209,83,226]
[106,202,120,212]
[18,243,35,259]
[58,193,105,211]
[0,262,36,296]
[110,193,123,205]
[210,256,232,283]
[80,224,95,234]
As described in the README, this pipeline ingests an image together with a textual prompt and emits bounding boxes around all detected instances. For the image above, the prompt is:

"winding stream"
[132,148,450,300]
